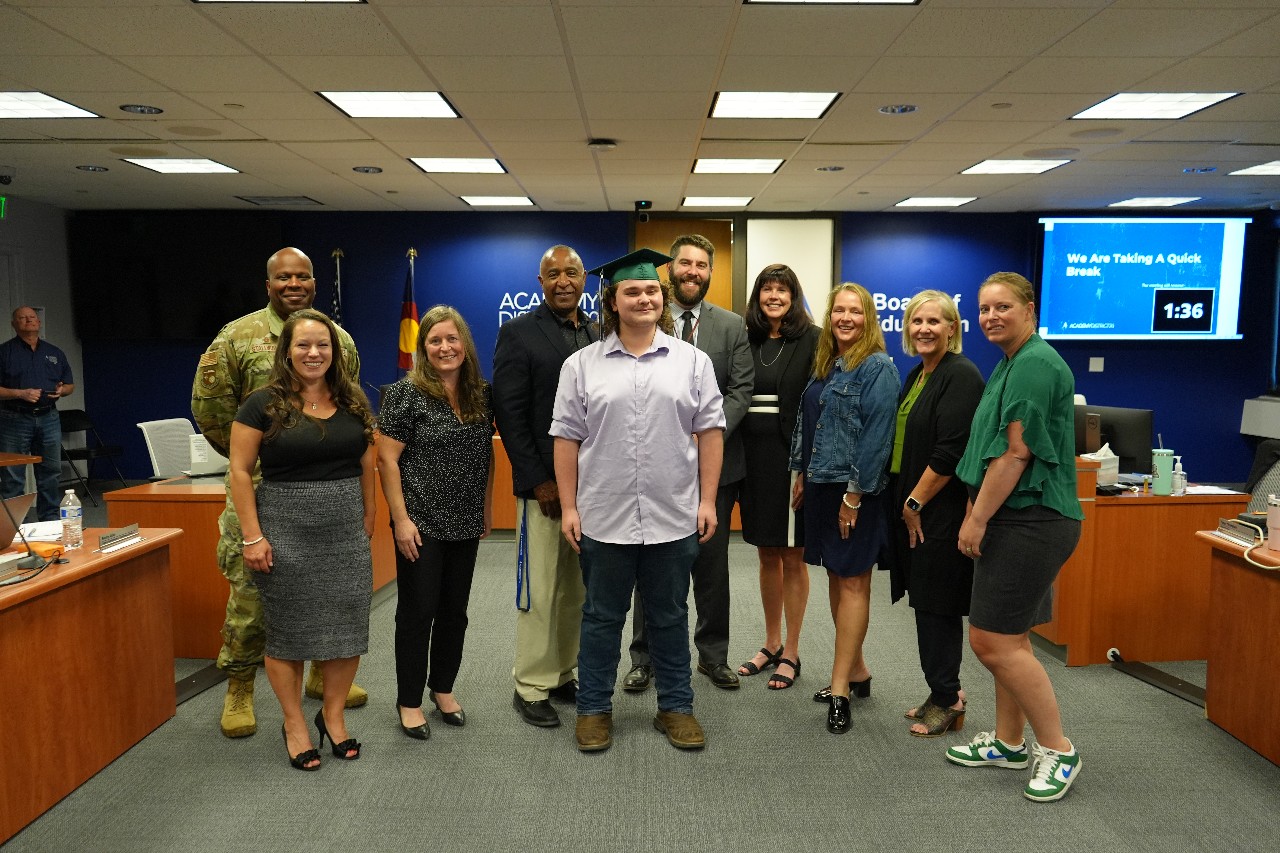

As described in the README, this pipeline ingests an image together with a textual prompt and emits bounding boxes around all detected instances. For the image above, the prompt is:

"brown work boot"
[304,662,369,708]
[220,673,256,738]
[653,711,705,749]
[575,713,613,752]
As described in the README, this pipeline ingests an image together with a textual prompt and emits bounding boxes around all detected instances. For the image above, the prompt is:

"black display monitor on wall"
[1074,404,1155,475]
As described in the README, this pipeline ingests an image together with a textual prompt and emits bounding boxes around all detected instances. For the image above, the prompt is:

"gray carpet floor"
[7,537,1279,852]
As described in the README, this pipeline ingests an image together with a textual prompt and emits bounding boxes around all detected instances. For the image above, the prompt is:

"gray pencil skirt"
[251,476,372,661]
[968,503,1081,635]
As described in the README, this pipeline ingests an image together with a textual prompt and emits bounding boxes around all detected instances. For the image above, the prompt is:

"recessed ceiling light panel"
[1230,161,1280,176]
[682,196,752,207]
[1108,197,1200,207]
[693,158,782,174]
[352,166,383,174]
[0,92,97,119]
[124,158,238,174]
[895,197,977,207]
[711,92,837,120]
[319,91,457,119]
[962,159,1070,175]
[75,165,109,172]
[461,196,533,207]
[410,157,505,174]
[1072,93,1238,121]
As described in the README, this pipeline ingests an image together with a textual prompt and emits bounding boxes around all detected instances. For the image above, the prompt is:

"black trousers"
[915,608,963,709]
[630,481,739,667]
[394,535,479,708]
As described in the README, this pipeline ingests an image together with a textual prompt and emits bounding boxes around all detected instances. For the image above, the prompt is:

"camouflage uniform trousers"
[216,493,265,680]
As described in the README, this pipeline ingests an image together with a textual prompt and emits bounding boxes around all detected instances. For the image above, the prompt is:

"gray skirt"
[251,477,372,661]
[968,503,1081,635]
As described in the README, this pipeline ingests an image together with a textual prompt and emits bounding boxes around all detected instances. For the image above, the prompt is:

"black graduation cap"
[585,248,673,284]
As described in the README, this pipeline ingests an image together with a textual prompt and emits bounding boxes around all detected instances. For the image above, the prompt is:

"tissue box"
[1085,454,1119,485]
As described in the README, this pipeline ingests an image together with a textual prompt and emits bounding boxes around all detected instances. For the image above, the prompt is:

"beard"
[671,274,710,308]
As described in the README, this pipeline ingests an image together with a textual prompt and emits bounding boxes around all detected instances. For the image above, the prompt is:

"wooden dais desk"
[105,477,397,659]
[0,528,181,843]
[1194,531,1280,766]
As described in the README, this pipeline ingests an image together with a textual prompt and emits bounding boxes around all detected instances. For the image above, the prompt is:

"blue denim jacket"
[789,351,900,495]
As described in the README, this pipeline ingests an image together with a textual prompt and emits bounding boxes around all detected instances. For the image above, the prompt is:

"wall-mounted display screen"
[1038,217,1250,341]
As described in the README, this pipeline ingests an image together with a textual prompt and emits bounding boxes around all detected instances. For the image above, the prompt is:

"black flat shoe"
[429,690,466,727]
[548,680,578,703]
[282,725,320,771]
[827,695,852,735]
[396,703,430,740]
[315,709,361,760]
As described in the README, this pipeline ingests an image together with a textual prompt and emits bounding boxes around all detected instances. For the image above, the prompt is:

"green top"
[956,334,1084,520]
[890,371,929,474]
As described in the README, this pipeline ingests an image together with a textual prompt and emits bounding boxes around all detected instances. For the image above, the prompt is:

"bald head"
[265,247,316,317]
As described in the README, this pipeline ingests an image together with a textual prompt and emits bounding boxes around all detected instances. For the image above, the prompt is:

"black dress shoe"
[513,691,561,727]
[548,680,577,703]
[396,703,430,741]
[827,695,852,735]
[698,661,741,690]
[429,690,466,727]
[622,664,653,693]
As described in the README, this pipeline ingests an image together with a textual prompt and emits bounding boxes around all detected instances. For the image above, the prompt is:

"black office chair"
[59,408,128,506]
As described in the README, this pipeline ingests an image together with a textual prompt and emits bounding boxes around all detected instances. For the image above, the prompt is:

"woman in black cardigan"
[884,290,985,736]
[737,264,820,690]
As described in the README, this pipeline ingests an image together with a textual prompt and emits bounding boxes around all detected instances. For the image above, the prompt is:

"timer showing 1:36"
[1151,288,1214,333]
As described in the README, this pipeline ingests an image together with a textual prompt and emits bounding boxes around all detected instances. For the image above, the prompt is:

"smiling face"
[978,283,1035,355]
[289,319,332,384]
[265,248,316,318]
[424,319,465,377]
[758,279,793,332]
[538,247,585,318]
[669,244,712,309]
[608,278,664,332]
[829,289,866,354]
[908,299,955,363]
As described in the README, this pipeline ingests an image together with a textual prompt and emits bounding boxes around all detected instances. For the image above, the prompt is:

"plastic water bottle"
[59,489,83,550]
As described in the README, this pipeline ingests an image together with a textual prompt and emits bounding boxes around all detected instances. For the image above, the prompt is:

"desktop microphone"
[2,497,47,571]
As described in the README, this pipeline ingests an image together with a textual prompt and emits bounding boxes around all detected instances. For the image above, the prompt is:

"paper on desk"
[19,521,64,542]
[1184,485,1245,495]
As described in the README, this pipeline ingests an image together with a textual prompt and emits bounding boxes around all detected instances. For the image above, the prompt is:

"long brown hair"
[262,308,373,443]
[745,263,812,345]
[408,305,489,423]
[600,279,675,338]
[813,283,886,380]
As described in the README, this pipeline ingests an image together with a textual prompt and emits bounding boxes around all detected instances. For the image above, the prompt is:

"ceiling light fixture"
[124,158,237,174]
[693,159,782,174]
[319,91,458,119]
[461,196,533,207]
[1182,166,1217,174]
[587,138,617,151]
[119,104,164,115]
[962,159,1070,175]
[1230,161,1280,176]
[237,196,323,206]
[895,197,977,208]
[815,165,845,172]
[352,166,383,174]
[411,158,505,174]
[711,92,838,120]
[1072,93,1238,121]
[1108,197,1200,207]
[682,196,752,207]
[0,92,96,119]
[878,104,917,115]
[75,165,109,172]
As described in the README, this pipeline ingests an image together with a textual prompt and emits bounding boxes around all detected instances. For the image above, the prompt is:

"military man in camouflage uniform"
[192,246,367,737]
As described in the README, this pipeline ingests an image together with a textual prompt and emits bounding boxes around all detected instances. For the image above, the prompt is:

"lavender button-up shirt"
[550,329,725,546]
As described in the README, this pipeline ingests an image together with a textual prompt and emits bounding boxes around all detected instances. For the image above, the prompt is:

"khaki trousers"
[512,498,586,701]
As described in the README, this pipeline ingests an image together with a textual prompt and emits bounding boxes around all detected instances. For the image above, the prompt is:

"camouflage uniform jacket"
[191,306,362,457]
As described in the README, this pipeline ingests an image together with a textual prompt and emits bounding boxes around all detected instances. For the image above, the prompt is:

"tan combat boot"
[304,662,369,708]
[220,672,256,738]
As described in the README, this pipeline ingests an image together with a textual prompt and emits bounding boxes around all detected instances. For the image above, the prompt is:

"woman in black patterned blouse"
[378,305,494,740]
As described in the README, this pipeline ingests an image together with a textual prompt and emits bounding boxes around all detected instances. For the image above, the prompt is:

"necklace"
[758,338,786,367]
[300,392,328,411]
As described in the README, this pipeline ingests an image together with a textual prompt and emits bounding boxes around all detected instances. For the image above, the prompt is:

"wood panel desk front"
[105,476,398,659]
[1034,459,1249,666]
[0,529,180,844]
[1194,531,1280,766]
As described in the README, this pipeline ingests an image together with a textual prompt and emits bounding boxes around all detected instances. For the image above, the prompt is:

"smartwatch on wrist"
[905,496,923,513]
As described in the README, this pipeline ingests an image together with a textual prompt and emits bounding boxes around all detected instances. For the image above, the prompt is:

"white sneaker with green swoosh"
[945,731,1029,768]
[1024,742,1082,802]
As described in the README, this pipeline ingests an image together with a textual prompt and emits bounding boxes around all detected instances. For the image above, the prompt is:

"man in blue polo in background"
[0,306,74,521]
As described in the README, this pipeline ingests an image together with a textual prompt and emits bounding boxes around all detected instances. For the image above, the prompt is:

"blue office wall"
[839,212,1279,483]
[83,209,1275,482]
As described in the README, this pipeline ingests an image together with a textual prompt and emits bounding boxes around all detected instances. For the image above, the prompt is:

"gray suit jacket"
[687,301,753,485]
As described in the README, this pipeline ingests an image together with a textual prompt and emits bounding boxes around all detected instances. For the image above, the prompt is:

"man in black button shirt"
[0,306,75,521]
[494,244,598,727]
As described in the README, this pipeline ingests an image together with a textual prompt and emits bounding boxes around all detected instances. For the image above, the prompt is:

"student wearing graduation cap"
[550,248,726,752]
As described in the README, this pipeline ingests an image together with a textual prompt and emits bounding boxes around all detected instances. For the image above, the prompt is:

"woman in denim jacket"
[789,283,899,734]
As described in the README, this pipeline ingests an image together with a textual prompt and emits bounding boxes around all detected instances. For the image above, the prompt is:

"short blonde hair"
[900,290,963,356]
[979,271,1037,322]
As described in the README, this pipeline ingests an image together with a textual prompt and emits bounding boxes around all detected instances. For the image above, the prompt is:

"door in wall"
[633,218,736,312]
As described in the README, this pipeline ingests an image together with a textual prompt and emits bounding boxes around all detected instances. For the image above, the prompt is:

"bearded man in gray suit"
[624,234,754,691]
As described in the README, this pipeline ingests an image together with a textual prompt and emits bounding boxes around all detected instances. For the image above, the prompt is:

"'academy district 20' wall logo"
[498,290,602,325]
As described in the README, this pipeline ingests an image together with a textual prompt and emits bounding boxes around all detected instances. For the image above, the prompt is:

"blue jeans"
[576,533,699,716]
[0,409,63,521]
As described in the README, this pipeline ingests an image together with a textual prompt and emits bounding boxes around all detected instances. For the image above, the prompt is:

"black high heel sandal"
[429,690,466,727]
[314,709,361,760]
[282,725,320,771]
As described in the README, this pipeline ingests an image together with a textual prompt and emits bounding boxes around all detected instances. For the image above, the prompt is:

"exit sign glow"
[0,197,6,219]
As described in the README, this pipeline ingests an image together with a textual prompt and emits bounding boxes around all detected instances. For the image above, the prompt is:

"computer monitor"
[1074,404,1154,474]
